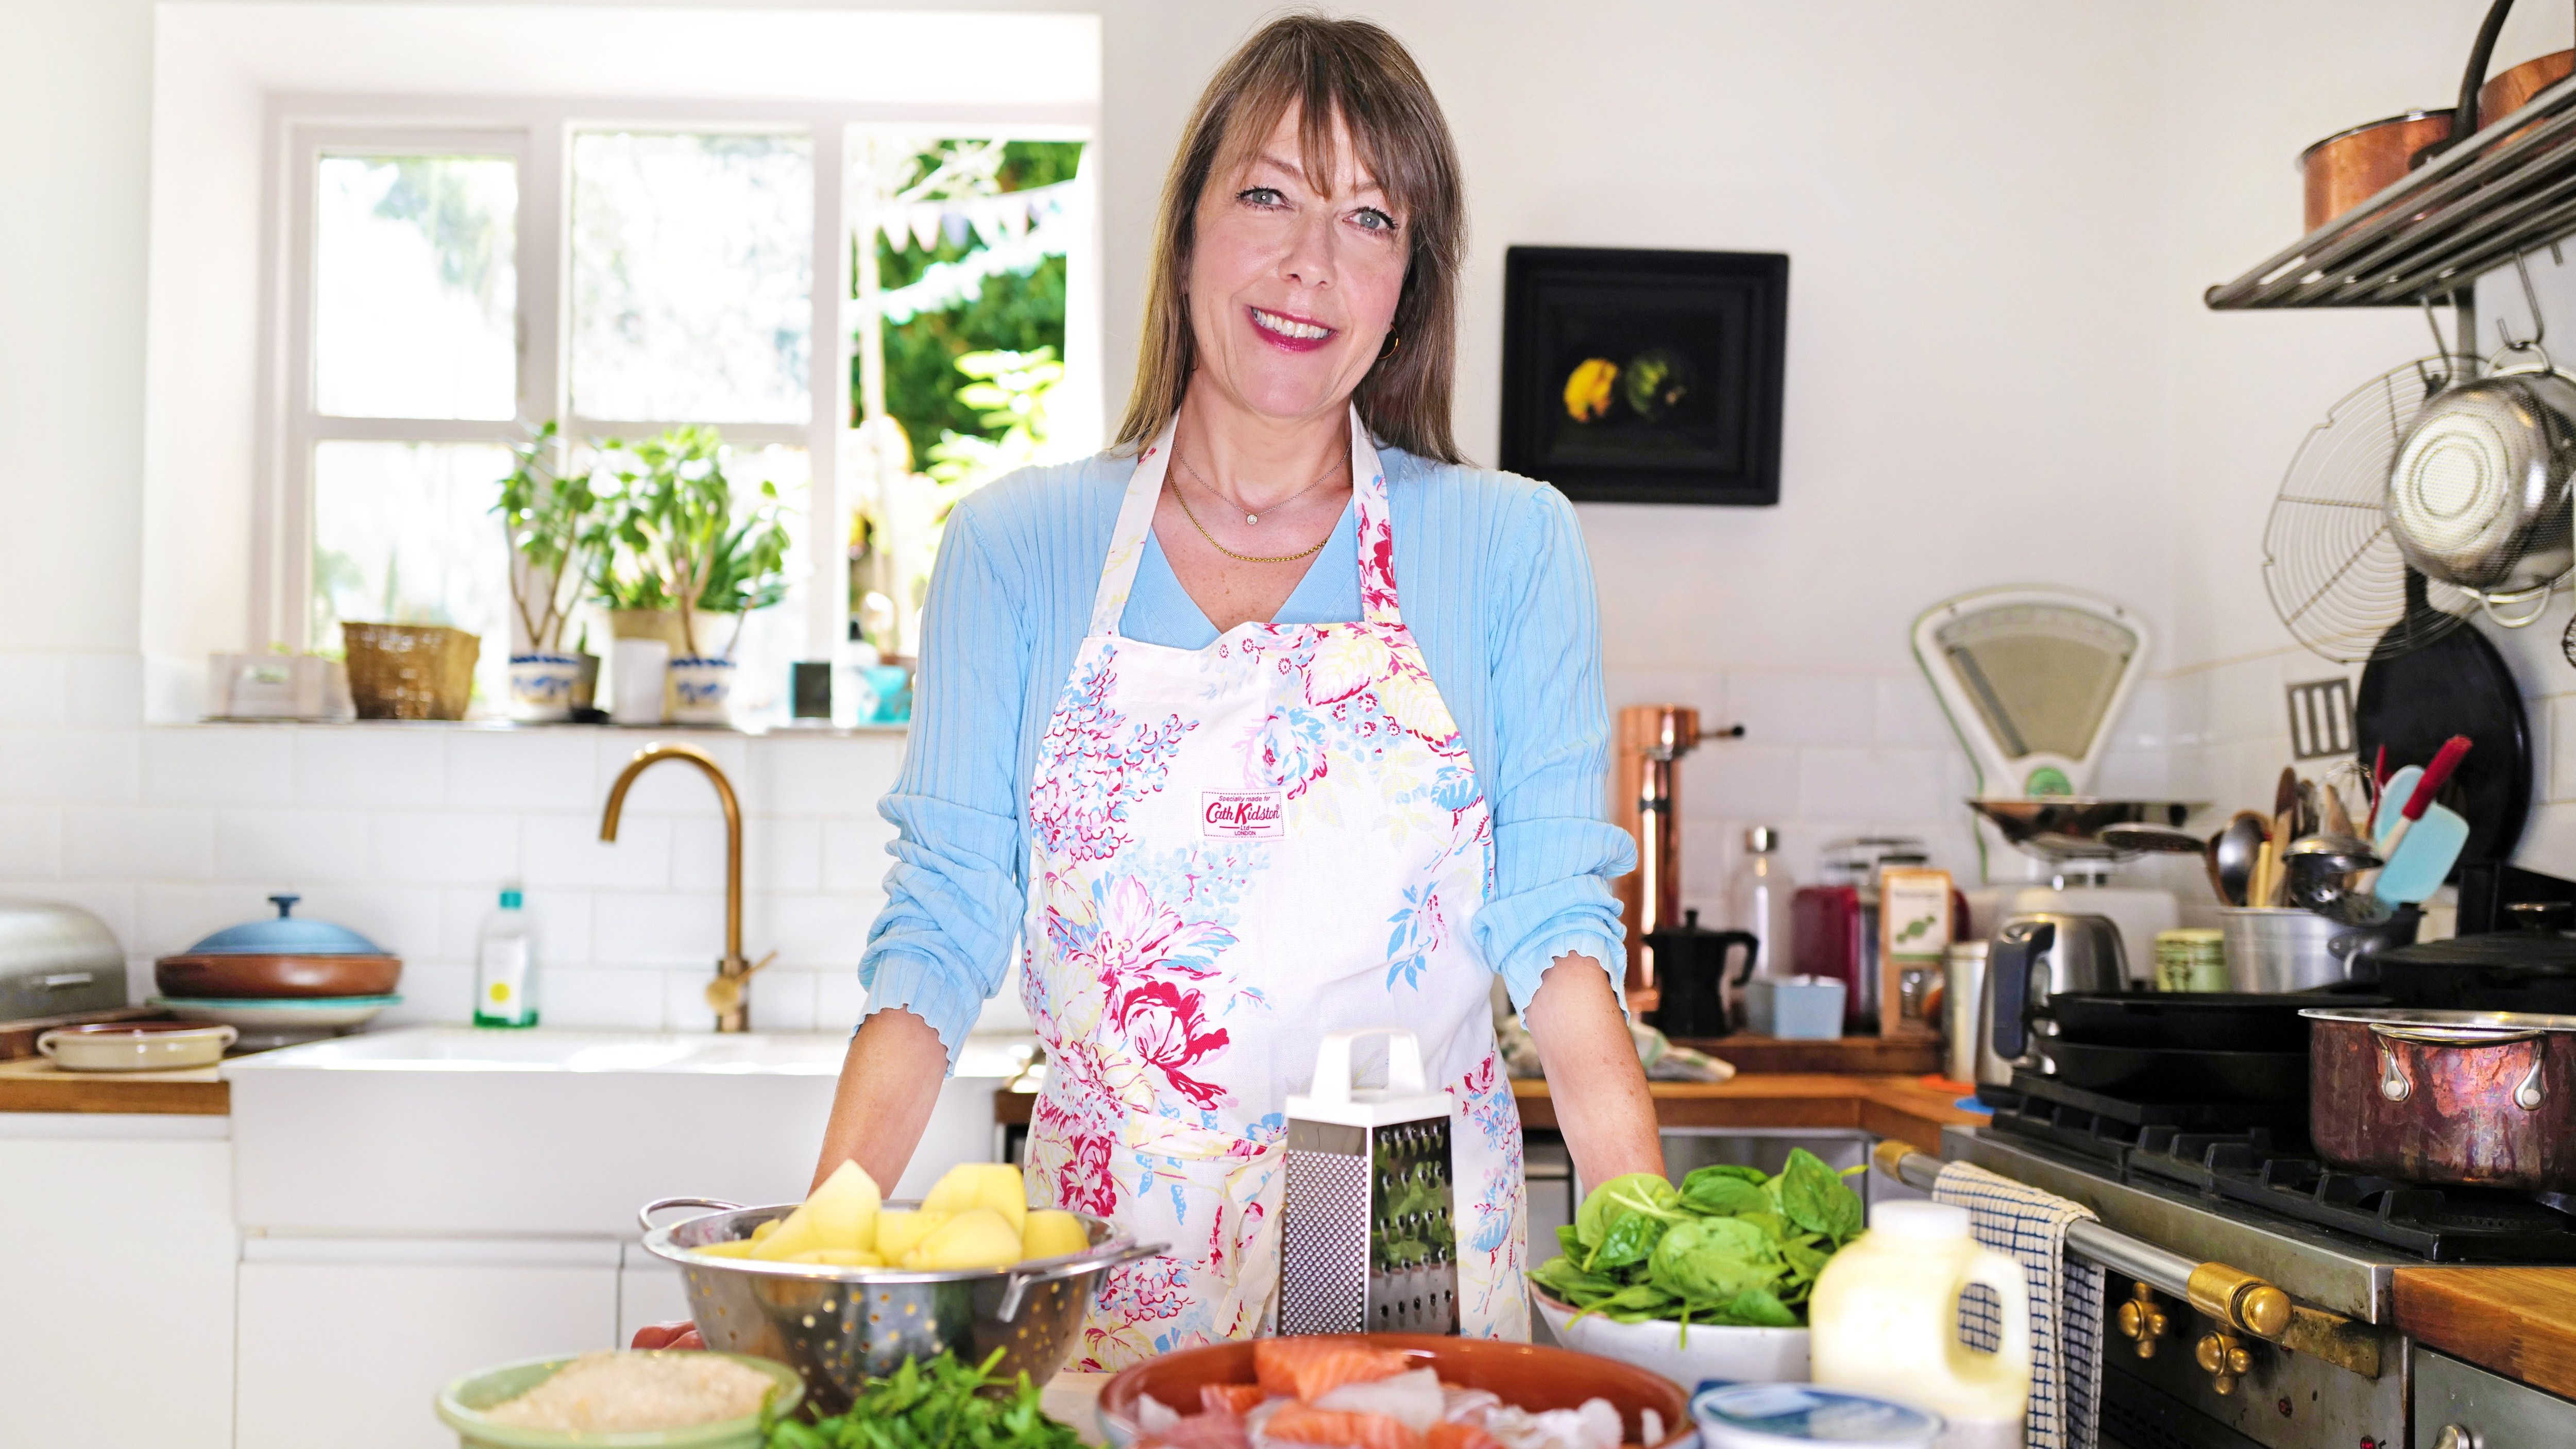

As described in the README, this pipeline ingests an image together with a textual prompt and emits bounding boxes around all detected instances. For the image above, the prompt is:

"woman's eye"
[1352,208,1398,234]
[1238,187,1285,208]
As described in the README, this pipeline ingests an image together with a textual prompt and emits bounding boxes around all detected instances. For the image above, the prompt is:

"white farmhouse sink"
[224,1027,1035,1237]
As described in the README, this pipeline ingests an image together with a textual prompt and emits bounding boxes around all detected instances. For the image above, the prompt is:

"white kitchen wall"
[22,2,2576,1030]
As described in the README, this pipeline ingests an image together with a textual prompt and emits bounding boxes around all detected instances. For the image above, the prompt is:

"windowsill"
[179,717,909,737]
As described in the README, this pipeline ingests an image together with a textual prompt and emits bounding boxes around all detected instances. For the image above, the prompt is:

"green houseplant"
[589,426,793,723]
[492,422,606,718]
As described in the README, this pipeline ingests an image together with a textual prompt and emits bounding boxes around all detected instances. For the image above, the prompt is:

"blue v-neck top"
[858,444,1636,1062]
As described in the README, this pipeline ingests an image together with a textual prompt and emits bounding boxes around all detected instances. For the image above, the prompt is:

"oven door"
[2415,1350,2576,1447]
[2094,1274,2405,1449]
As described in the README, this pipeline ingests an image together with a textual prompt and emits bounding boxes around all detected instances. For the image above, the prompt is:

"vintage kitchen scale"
[1911,585,2192,965]
[1278,1028,1460,1336]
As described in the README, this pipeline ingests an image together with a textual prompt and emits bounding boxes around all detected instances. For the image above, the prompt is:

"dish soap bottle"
[473,887,538,1028]
[1808,1201,2030,1448]
[1726,826,1789,1026]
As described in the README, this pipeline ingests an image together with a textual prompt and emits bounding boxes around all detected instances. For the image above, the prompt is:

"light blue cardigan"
[857,443,1637,1062]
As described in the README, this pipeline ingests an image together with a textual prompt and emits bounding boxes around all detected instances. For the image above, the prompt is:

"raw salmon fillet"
[1264,1407,1427,1449]
[1142,1413,1250,1449]
[1253,1339,1416,1403]
[1202,1384,1268,1416]
[1426,1423,1504,1449]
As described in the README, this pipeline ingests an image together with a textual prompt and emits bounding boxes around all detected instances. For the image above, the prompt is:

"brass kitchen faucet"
[600,744,771,1032]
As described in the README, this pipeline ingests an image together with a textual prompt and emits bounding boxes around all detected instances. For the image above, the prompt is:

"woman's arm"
[1462,484,1660,1183]
[1523,951,1665,1185]
[818,502,1033,1187]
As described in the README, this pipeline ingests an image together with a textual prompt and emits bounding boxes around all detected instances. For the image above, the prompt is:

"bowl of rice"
[435,1349,803,1448]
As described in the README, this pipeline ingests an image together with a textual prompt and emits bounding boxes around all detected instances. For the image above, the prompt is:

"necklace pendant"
[1246,512,1259,526]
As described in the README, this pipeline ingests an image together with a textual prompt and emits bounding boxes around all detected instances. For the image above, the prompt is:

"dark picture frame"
[1499,246,1788,506]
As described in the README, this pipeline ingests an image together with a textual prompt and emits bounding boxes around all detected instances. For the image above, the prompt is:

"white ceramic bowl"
[150,994,400,1030]
[1534,1289,1810,1390]
[38,1022,238,1072]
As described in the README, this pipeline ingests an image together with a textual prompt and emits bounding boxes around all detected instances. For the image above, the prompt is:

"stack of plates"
[151,894,403,1049]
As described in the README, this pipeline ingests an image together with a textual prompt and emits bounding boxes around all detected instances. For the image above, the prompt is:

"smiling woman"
[773,11,1662,1371]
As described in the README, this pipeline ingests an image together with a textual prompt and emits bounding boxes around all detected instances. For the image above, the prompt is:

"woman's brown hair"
[1115,12,1466,463]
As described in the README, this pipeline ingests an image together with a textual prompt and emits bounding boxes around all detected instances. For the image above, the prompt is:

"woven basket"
[341,624,480,720]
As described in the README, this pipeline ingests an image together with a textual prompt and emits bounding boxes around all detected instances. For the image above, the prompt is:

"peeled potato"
[922,1162,1029,1233]
[874,1209,949,1262]
[748,1220,779,1243]
[786,1247,885,1266]
[1021,1209,1089,1261]
[805,1160,883,1251]
[902,1207,1024,1270]
[690,1240,759,1259]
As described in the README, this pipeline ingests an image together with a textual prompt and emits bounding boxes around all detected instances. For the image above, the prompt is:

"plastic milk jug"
[1808,1201,2031,1449]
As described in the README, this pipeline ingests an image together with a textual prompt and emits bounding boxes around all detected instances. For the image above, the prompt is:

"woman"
[823,14,1660,1365]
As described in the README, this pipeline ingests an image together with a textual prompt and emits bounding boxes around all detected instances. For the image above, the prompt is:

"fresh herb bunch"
[1529,1149,1866,1333]
[764,1350,1082,1449]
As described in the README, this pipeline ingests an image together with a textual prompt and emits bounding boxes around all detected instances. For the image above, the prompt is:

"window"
[269,103,1092,718]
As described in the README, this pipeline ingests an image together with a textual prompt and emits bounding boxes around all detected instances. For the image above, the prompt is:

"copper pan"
[155,951,401,999]
[2480,47,2575,143]
[2301,111,2453,232]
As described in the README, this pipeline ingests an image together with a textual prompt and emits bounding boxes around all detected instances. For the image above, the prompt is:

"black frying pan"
[2041,1040,2310,1103]
[2355,577,2532,882]
[2045,991,2392,1052]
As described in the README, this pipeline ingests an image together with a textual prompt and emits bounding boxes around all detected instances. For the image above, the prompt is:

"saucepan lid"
[177,894,387,957]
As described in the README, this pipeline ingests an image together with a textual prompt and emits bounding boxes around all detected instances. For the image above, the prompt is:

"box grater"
[1278,1027,1459,1335]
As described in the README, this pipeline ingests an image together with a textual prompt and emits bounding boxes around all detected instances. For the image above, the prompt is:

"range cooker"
[1892,1069,2576,1449]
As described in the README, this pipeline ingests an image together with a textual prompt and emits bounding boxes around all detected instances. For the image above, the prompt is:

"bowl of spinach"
[1529,1150,1867,1386]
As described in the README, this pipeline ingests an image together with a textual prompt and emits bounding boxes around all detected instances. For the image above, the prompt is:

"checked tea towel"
[1935,1161,2106,1449]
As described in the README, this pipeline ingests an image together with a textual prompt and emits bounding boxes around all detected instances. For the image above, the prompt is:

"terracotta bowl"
[155,952,402,1000]
[1096,1335,1693,1449]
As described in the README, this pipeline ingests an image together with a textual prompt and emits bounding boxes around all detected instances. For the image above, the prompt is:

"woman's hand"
[1522,953,1665,1186]
[809,1007,951,1192]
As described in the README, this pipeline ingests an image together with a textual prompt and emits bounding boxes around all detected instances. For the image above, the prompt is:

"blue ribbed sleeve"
[855,447,1634,1064]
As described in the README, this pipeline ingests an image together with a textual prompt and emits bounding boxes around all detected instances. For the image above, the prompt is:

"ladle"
[2098,812,2271,907]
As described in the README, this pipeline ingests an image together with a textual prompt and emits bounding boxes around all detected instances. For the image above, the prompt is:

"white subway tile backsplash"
[381,962,473,1026]
[816,971,866,1032]
[1727,673,1875,748]
[536,967,669,1030]
[291,885,445,962]
[663,968,727,1032]
[138,883,270,957]
[144,727,292,804]
[591,890,728,966]
[1797,748,1950,822]
[67,653,144,727]
[0,806,64,879]
[446,730,600,810]
[752,735,905,816]
[296,728,447,807]
[1873,676,1953,748]
[0,728,140,803]
[523,813,669,889]
[1600,669,1726,721]
[0,653,70,726]
[64,805,213,881]
[756,892,875,970]
[213,808,371,883]
[674,816,820,895]
[744,970,819,1032]
[368,811,519,886]
[1697,743,1801,821]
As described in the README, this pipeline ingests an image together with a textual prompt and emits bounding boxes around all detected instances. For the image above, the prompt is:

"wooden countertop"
[2396,1267,2576,1401]
[0,1056,230,1115]
[995,1071,1987,1150]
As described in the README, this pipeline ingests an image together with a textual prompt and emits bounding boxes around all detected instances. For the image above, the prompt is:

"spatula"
[2370,737,2473,905]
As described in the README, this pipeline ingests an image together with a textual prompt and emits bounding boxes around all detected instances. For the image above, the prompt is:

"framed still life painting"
[1499,247,1788,506]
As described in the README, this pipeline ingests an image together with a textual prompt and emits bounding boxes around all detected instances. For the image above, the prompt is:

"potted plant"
[592,426,792,725]
[493,422,606,721]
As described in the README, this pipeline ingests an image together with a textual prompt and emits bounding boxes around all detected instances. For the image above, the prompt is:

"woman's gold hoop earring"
[1377,331,1402,361]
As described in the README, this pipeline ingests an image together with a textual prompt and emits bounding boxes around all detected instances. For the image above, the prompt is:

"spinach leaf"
[1647,1218,1784,1302]
[1778,1148,1865,1244]
[1556,1223,1582,1256]
[1679,1169,1770,1217]
[1707,1287,1799,1328]
[1575,1171,1687,1249]
[1585,1208,1669,1272]
[1687,1163,1769,1185]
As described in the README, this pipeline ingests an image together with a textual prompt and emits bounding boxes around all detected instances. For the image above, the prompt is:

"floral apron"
[1020,410,1529,1370]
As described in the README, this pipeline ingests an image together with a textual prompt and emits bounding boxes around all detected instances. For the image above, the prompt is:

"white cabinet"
[235,1239,619,1449]
[0,1116,236,1449]
[619,1250,696,1345]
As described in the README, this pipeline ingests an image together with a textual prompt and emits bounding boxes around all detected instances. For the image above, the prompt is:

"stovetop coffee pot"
[1644,909,1759,1038]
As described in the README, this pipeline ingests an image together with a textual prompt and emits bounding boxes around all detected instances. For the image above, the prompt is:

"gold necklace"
[1171,475,1333,563]
[1177,450,1342,526]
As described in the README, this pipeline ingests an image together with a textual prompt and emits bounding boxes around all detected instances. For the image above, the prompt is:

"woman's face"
[1185,102,1408,426]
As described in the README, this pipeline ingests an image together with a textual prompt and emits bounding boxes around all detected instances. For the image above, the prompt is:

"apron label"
[1202,790,1286,838]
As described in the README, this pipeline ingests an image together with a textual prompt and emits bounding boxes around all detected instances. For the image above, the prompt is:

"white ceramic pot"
[611,638,671,724]
[507,652,585,721]
[1534,1289,1810,1389]
[38,1022,238,1072]
[669,656,738,726]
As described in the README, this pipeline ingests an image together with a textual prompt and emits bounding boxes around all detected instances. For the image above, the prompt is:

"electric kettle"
[1980,913,2128,1092]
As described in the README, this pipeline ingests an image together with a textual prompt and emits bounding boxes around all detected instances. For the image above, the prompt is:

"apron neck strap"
[1088,407,1400,637]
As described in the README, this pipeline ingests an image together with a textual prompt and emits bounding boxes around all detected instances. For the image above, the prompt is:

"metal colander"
[638,1198,1160,1414]
[2387,363,2576,603]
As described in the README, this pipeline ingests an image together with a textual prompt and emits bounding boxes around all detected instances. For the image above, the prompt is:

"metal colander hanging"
[2263,356,2479,663]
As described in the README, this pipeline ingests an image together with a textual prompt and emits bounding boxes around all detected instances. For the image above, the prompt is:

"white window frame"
[251,92,1095,670]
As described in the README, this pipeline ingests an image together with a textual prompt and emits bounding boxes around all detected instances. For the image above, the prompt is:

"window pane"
[572,132,813,424]
[314,155,518,419]
[312,441,515,709]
